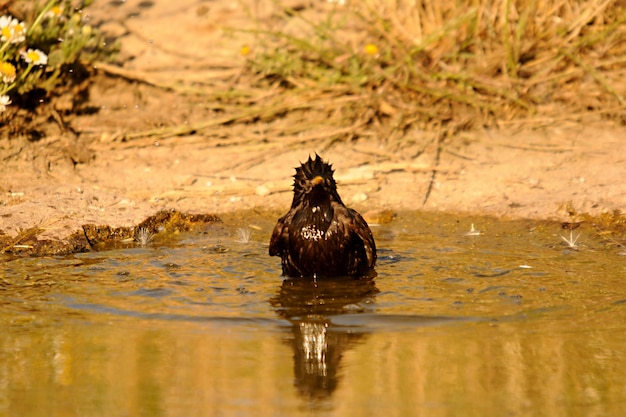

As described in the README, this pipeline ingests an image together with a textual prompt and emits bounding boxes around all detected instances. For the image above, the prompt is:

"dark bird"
[269,154,376,278]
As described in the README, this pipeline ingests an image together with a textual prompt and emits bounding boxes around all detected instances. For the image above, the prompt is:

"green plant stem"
[0,42,10,58]
[27,0,58,35]
[0,63,34,95]
[503,0,516,78]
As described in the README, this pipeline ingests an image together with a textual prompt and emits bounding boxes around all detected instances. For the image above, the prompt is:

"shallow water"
[1,211,625,416]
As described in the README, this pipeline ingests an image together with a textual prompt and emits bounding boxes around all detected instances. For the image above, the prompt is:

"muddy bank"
[0,0,624,256]
[1,122,624,256]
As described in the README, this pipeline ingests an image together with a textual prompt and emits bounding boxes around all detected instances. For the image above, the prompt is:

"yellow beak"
[312,176,324,185]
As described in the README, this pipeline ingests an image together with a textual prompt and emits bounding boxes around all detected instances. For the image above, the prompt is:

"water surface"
[1,211,625,416]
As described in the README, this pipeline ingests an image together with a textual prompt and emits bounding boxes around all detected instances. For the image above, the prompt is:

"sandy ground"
[0,0,624,248]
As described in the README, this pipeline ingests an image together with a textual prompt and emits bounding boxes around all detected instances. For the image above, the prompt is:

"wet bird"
[269,154,376,278]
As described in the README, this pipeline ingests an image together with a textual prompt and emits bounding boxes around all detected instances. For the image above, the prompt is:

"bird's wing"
[269,214,288,256]
[349,208,377,268]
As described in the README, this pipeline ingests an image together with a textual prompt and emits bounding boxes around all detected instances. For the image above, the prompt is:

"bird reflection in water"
[270,276,379,400]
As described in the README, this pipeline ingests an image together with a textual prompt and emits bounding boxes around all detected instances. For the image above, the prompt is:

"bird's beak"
[312,176,324,186]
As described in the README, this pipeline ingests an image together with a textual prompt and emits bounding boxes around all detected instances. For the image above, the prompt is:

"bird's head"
[291,154,342,208]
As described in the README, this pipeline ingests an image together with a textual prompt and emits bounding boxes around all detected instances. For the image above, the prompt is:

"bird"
[269,154,376,278]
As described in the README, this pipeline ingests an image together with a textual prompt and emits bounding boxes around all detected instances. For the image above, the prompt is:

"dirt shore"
[0,0,624,252]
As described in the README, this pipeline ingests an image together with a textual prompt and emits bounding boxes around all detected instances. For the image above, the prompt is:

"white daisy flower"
[0,61,16,83]
[0,16,26,44]
[0,95,11,112]
[45,6,64,20]
[21,48,48,66]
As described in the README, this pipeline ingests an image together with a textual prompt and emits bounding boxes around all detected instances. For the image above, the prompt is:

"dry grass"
[19,0,624,153]
[231,0,626,143]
